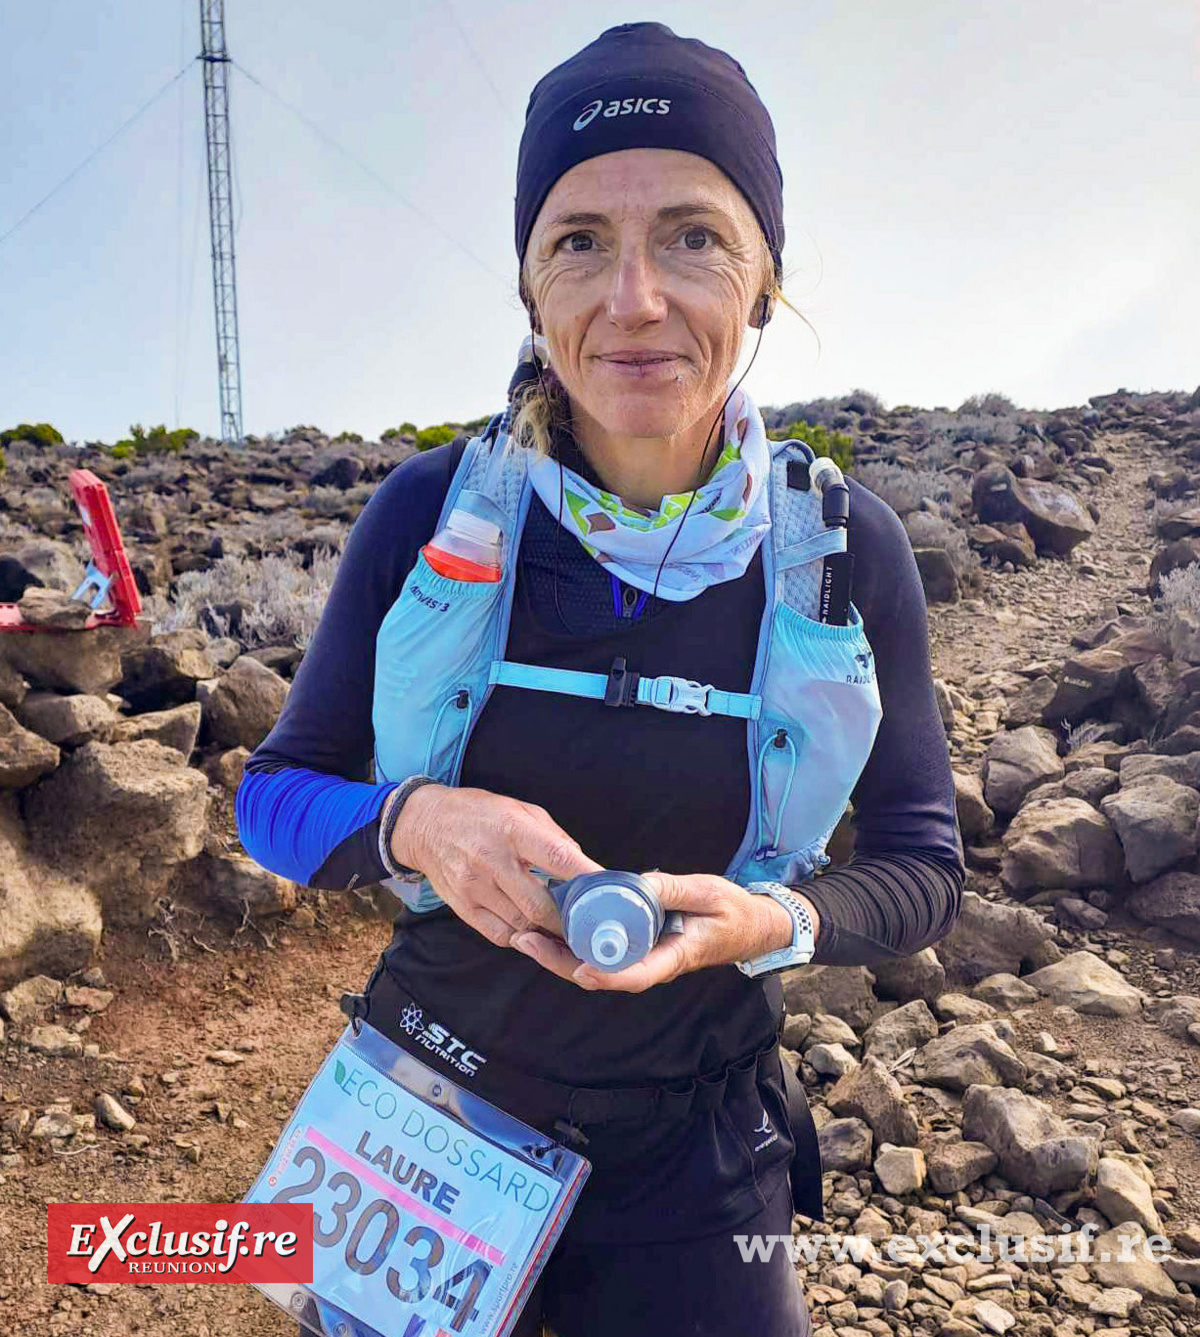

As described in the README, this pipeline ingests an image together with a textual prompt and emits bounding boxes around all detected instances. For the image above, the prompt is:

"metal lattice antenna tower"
[199,0,243,444]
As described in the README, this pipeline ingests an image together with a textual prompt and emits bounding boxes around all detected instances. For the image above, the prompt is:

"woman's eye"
[683,227,712,251]
[564,233,594,253]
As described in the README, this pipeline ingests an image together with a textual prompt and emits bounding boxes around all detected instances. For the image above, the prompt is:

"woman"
[238,21,963,1337]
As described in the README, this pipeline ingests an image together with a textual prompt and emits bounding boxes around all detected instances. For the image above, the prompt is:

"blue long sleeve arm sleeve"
[235,766,398,888]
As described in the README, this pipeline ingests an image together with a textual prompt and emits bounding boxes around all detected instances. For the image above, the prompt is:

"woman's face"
[524,148,768,444]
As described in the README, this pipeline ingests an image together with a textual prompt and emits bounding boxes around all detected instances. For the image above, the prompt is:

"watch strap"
[737,881,816,978]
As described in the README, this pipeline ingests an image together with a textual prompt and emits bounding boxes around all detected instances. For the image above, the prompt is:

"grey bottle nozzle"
[590,920,630,966]
[540,870,666,973]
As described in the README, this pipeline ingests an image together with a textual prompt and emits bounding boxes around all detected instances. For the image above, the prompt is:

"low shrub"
[903,510,979,577]
[1064,721,1109,753]
[913,410,1021,450]
[382,422,418,441]
[1153,498,1194,532]
[843,388,886,417]
[237,511,315,550]
[0,422,63,448]
[855,461,969,518]
[767,419,855,473]
[415,424,459,451]
[765,391,887,433]
[304,484,375,516]
[1159,564,1200,621]
[112,423,198,456]
[957,392,1019,416]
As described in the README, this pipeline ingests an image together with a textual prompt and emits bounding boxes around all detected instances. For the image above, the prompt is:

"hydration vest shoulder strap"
[767,438,843,585]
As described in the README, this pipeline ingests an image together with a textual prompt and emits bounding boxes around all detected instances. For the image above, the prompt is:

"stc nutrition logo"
[573,95,672,131]
[47,1202,313,1284]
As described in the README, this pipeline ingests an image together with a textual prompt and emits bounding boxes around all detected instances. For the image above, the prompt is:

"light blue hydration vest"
[372,418,883,912]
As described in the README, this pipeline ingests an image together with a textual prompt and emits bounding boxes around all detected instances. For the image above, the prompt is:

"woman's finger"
[569,927,698,993]
[457,900,532,950]
[508,809,605,883]
[511,929,596,986]
[491,856,565,935]
[439,867,558,941]
[640,869,730,914]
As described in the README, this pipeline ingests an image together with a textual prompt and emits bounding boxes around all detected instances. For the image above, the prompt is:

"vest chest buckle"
[642,675,715,716]
[603,659,716,716]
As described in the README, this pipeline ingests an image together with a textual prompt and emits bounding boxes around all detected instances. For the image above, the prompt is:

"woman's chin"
[577,388,698,442]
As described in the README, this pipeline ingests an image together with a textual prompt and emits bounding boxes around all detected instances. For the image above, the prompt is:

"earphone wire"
[525,310,578,635]
[648,313,768,606]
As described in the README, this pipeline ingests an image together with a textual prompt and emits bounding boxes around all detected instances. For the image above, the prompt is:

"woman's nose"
[607,249,667,329]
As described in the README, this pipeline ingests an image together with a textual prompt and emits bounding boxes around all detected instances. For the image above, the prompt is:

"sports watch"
[736,882,817,978]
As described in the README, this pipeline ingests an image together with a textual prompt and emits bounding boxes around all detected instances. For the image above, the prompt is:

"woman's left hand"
[510,872,820,992]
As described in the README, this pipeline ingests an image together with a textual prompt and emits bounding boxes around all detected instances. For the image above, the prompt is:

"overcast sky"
[2,1,1196,443]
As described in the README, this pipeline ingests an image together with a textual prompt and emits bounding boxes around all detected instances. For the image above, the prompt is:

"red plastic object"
[0,469,142,632]
[420,541,502,583]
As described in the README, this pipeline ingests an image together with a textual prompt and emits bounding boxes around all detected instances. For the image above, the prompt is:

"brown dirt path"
[0,906,392,1336]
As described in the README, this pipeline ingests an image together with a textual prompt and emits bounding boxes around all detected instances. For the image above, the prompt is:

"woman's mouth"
[598,352,680,380]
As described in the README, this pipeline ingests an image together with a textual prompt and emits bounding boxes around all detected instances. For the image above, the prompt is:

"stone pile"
[774,903,1200,1335]
[0,612,296,986]
[764,390,1199,609]
[932,391,1200,953]
[955,392,1197,603]
[929,594,1200,948]
[1144,398,1200,593]
[0,428,421,614]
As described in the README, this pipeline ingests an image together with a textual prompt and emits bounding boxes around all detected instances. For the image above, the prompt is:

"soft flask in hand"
[542,871,683,972]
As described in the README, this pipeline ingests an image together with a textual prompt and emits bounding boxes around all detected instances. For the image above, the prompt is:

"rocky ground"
[3,390,1200,1336]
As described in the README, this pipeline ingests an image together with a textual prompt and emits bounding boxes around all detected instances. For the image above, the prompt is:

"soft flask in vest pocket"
[374,486,513,911]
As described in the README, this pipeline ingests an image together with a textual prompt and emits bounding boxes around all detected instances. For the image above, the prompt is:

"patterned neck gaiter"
[519,348,772,602]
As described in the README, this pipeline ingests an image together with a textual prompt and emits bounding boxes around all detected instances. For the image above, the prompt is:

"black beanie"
[515,22,784,279]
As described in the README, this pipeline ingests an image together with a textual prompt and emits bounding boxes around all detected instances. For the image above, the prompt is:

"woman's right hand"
[390,783,604,948]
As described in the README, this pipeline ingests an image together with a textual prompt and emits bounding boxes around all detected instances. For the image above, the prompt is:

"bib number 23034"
[271,1140,489,1330]
[243,1024,590,1337]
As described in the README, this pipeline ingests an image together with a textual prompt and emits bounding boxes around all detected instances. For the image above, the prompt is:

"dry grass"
[145,544,343,650]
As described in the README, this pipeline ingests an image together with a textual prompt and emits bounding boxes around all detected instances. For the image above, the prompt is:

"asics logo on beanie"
[572,95,672,131]
[516,23,784,266]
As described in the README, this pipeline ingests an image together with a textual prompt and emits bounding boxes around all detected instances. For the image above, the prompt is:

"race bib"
[244,1023,590,1337]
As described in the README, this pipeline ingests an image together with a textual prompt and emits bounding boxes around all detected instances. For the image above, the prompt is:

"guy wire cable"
[439,0,516,126]
[0,64,192,249]
[229,58,508,289]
